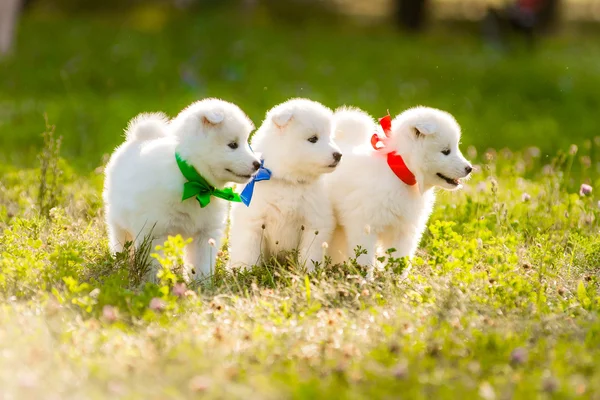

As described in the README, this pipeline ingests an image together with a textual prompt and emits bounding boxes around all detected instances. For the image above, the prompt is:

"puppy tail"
[125,112,169,142]
[332,107,376,150]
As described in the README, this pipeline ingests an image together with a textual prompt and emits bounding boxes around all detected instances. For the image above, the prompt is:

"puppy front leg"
[299,228,327,272]
[228,225,264,270]
[107,223,132,255]
[345,226,378,269]
[185,233,222,281]
[136,234,169,284]
[380,234,417,260]
[379,231,420,279]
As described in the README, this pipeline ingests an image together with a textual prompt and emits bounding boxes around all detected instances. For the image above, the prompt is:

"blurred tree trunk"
[396,0,428,31]
[537,0,559,31]
[0,0,22,56]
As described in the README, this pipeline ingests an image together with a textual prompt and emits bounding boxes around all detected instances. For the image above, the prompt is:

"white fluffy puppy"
[325,106,472,269]
[229,98,342,271]
[103,98,260,281]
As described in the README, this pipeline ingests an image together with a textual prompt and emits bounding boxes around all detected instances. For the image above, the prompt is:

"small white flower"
[208,238,216,247]
[149,298,166,311]
[102,305,117,322]
[322,242,329,249]
[188,375,211,392]
[527,147,541,158]
[500,148,513,159]
[479,382,496,400]
[579,184,593,196]
[510,347,528,365]
[569,144,578,155]
[173,283,187,297]
[581,156,592,168]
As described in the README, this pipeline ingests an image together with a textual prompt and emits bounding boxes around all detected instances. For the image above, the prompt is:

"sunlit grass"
[1,139,599,398]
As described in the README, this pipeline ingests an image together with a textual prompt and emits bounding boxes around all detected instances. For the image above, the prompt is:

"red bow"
[371,114,417,186]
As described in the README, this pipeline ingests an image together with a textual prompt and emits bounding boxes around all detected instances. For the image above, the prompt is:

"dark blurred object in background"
[483,0,560,48]
[396,0,428,31]
[1,0,567,57]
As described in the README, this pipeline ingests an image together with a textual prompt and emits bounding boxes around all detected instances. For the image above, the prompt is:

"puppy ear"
[271,109,293,129]
[414,122,436,137]
[202,110,225,125]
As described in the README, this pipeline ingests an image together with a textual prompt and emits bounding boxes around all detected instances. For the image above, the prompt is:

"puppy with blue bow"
[229,98,342,271]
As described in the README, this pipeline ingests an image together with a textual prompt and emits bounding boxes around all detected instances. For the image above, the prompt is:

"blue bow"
[240,159,271,206]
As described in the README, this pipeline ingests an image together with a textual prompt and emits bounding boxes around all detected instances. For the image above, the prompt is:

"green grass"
[2,129,600,398]
[1,6,600,399]
[2,6,600,170]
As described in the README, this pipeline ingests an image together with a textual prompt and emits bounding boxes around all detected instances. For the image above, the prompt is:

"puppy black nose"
[465,165,473,174]
[333,152,342,162]
[253,161,261,171]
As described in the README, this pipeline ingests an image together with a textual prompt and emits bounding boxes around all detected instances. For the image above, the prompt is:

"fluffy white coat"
[229,98,342,271]
[324,106,472,269]
[103,98,260,281]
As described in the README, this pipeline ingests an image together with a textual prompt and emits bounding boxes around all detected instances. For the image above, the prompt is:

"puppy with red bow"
[324,106,472,273]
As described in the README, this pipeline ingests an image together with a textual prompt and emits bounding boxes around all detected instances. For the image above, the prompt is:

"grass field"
[1,5,600,399]
[2,6,600,169]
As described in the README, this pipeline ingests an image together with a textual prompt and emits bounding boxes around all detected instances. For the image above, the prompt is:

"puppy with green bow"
[103,98,260,282]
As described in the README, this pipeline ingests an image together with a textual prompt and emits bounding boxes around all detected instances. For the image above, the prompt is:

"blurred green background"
[1,0,599,171]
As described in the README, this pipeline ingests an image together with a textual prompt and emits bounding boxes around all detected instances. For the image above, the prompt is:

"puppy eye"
[307,135,319,144]
[441,149,451,156]
[228,142,238,150]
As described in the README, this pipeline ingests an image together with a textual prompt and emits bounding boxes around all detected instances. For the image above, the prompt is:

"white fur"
[324,106,472,270]
[124,112,170,141]
[103,98,260,281]
[229,98,342,271]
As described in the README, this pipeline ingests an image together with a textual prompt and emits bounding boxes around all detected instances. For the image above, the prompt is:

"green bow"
[175,152,242,208]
